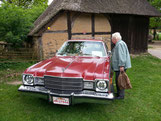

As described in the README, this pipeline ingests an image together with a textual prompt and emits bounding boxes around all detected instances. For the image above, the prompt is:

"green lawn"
[0,55,161,121]
[0,61,36,83]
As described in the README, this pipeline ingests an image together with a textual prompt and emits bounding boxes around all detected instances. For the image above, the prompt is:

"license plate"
[53,97,69,105]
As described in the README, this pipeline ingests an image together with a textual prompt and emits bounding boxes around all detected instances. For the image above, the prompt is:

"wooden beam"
[67,11,72,40]
[45,30,68,33]
[95,32,111,35]
[38,37,43,60]
[91,14,95,37]
[128,16,134,52]
[72,32,111,35]
[103,14,113,50]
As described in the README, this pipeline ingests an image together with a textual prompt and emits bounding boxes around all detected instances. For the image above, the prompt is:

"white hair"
[112,32,122,40]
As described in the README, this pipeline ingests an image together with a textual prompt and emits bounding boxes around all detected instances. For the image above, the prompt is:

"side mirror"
[108,51,111,56]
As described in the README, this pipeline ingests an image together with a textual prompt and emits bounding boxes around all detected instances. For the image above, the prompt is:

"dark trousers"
[115,70,126,97]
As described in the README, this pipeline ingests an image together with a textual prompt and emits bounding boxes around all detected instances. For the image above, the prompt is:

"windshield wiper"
[57,52,66,56]
[81,53,92,56]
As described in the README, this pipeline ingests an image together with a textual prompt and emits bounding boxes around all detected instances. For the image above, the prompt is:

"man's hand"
[120,66,124,72]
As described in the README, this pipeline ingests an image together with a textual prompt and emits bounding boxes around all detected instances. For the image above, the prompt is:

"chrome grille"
[44,76,83,91]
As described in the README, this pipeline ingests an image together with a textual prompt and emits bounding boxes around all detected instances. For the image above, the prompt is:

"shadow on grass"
[19,91,115,110]
[15,88,119,121]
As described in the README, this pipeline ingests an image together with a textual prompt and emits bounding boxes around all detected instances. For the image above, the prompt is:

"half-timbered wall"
[34,11,149,59]
[39,11,111,59]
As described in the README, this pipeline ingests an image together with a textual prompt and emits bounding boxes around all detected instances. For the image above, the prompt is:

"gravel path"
[148,41,161,59]
[7,81,22,85]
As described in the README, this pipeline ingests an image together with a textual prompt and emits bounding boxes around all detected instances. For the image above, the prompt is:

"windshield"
[57,41,107,57]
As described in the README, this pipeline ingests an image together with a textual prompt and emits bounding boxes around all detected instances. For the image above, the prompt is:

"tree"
[0,0,48,8]
[0,2,47,47]
[147,0,161,39]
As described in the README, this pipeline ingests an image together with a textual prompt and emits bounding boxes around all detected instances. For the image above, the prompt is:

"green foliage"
[0,2,47,47]
[150,17,161,29]
[0,0,48,8]
[148,0,161,29]
[0,61,36,70]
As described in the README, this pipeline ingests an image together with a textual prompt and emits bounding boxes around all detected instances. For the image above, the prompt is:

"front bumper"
[18,85,114,105]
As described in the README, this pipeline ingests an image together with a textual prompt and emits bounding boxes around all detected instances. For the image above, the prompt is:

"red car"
[18,39,114,105]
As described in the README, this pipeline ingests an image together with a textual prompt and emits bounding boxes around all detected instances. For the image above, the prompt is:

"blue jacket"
[112,40,131,71]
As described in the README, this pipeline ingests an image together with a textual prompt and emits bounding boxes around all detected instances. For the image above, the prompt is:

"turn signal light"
[110,78,113,84]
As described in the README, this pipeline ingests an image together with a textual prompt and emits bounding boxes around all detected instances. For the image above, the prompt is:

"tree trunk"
[153,28,156,40]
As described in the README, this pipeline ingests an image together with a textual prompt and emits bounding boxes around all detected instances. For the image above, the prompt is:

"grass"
[0,54,161,121]
[0,61,36,83]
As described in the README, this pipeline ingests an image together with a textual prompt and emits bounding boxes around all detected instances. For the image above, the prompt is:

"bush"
[0,2,47,47]
[0,61,36,70]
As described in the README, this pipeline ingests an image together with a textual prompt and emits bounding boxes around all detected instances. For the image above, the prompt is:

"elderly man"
[111,32,131,99]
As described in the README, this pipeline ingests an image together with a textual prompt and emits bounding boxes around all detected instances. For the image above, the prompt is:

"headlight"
[23,75,34,85]
[84,82,94,89]
[96,80,108,92]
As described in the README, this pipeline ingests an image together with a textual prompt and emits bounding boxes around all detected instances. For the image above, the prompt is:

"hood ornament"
[62,68,65,72]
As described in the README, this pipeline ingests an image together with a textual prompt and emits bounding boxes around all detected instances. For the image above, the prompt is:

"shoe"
[115,96,124,100]
[114,93,119,97]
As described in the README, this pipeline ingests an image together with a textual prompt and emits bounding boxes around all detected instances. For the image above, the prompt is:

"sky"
[48,0,53,5]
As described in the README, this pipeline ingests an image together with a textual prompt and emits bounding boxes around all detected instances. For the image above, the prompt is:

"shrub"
[0,2,47,47]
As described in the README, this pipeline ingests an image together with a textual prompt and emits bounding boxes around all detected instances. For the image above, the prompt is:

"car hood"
[24,56,110,80]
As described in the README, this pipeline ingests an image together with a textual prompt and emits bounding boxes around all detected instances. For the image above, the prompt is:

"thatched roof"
[29,0,161,36]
